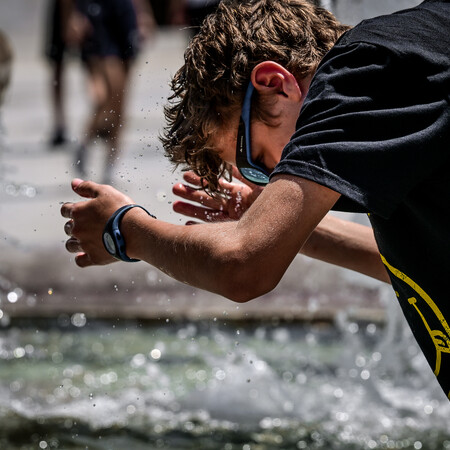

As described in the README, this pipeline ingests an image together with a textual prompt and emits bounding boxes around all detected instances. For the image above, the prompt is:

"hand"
[64,10,91,47]
[61,179,135,267]
[172,168,264,224]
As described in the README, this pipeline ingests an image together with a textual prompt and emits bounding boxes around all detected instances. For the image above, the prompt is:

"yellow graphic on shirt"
[381,254,450,399]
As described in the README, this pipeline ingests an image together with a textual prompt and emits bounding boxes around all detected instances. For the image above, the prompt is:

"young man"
[61,0,450,399]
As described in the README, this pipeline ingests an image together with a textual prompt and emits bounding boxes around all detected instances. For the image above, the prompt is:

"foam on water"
[0,289,449,450]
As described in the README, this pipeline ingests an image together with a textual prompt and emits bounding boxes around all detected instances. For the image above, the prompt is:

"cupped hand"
[61,179,135,267]
[172,168,264,224]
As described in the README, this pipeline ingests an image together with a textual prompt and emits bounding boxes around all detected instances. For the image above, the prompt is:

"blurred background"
[0,0,423,322]
[1,1,450,450]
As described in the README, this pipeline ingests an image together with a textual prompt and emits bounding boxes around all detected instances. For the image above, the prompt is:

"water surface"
[1,312,449,449]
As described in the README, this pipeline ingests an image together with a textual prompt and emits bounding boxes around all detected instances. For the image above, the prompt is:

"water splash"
[0,311,448,449]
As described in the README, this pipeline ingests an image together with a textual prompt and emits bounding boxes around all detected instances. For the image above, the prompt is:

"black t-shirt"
[272,0,450,398]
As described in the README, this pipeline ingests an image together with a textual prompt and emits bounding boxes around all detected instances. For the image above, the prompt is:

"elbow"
[216,256,280,303]
[222,283,274,304]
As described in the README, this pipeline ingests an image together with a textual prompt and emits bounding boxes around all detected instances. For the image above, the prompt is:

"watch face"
[103,232,116,255]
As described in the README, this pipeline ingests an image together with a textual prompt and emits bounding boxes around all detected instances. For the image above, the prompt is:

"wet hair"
[161,0,349,194]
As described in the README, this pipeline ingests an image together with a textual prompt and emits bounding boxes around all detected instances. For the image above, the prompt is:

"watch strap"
[102,204,156,262]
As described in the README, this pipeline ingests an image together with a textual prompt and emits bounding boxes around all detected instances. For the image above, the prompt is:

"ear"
[250,61,302,102]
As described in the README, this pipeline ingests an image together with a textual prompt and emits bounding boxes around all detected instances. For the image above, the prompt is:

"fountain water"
[0,287,449,449]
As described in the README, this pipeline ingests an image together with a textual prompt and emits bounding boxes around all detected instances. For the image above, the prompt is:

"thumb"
[71,179,99,199]
[75,252,95,268]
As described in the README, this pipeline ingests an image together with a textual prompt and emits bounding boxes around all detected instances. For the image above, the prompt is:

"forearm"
[301,215,390,283]
[62,176,341,301]
[122,177,340,300]
[122,208,247,299]
[63,180,276,302]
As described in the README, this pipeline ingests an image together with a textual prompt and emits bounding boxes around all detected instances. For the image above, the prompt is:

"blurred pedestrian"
[68,0,153,183]
[185,0,220,35]
[133,0,157,42]
[44,0,73,147]
[0,29,12,107]
[166,0,220,36]
[0,29,12,171]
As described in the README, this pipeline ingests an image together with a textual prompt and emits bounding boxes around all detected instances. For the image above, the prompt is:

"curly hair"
[161,0,349,194]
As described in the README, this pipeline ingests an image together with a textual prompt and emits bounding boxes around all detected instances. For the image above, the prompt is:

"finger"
[182,171,203,186]
[172,200,208,219]
[65,237,83,253]
[222,175,264,199]
[172,200,228,222]
[75,253,95,268]
[61,202,75,219]
[218,177,242,192]
[71,178,85,190]
[64,220,74,236]
[173,183,226,209]
[71,179,100,199]
[184,170,241,193]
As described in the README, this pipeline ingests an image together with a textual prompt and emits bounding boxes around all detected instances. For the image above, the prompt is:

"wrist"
[120,206,153,260]
[102,204,156,262]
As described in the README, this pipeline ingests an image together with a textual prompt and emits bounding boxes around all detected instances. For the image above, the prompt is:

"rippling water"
[1,302,449,450]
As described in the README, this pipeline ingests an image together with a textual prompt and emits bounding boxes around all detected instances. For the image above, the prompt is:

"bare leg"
[100,56,131,183]
[75,56,131,182]
[49,60,67,146]
[74,57,109,176]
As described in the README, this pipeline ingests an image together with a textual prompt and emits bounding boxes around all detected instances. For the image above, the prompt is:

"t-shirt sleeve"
[272,41,449,219]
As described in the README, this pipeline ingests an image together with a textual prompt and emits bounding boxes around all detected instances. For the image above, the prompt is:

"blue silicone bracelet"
[102,204,156,262]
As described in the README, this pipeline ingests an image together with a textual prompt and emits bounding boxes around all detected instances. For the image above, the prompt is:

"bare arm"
[302,215,390,283]
[172,171,389,283]
[62,175,339,302]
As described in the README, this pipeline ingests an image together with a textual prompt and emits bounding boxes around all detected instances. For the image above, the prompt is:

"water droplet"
[127,404,136,415]
[355,355,366,367]
[156,190,167,202]
[71,313,87,327]
[360,369,370,380]
[131,353,146,367]
[14,347,25,358]
[7,289,21,303]
[150,349,161,360]
[372,351,382,362]
[215,369,226,380]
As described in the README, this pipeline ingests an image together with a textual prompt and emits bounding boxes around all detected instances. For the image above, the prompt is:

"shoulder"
[336,1,450,60]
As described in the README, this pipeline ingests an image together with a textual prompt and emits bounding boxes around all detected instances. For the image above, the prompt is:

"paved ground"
[0,18,387,322]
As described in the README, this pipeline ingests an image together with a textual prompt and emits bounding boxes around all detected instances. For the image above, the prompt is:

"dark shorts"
[76,0,139,62]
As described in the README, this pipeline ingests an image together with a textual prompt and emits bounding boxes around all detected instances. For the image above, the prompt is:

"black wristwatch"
[102,204,156,262]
